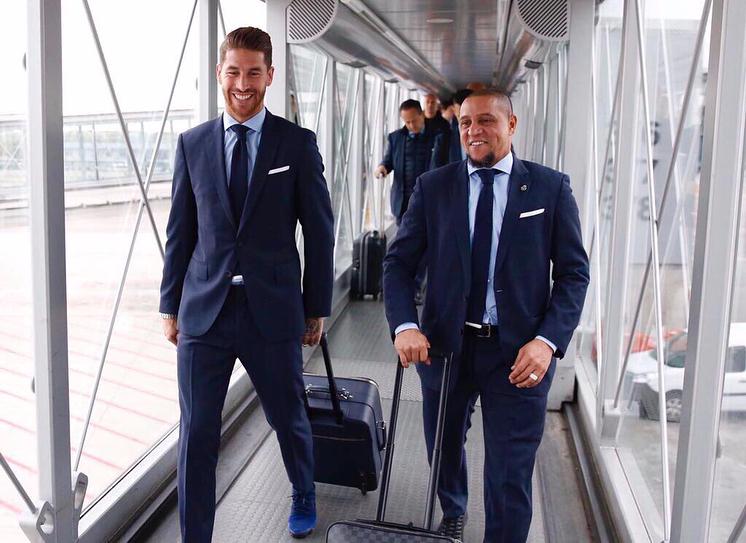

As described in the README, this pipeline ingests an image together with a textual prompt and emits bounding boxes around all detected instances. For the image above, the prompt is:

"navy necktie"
[467,169,495,324]
[229,124,251,226]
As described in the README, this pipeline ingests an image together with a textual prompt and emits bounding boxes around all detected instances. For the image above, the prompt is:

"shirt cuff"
[395,322,419,335]
[535,335,557,354]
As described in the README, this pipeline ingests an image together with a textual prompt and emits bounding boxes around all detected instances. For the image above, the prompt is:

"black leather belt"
[465,322,495,338]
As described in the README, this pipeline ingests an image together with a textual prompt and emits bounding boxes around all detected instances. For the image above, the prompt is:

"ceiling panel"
[361,0,507,92]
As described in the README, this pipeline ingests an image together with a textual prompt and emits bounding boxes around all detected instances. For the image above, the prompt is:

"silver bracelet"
[160,313,177,320]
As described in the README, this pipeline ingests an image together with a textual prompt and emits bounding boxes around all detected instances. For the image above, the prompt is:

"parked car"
[625,323,746,422]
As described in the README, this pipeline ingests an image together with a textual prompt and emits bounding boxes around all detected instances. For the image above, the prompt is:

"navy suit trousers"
[176,287,314,543]
[420,328,554,543]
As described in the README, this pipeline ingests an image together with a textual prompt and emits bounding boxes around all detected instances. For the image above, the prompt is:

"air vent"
[515,0,568,40]
[287,0,337,43]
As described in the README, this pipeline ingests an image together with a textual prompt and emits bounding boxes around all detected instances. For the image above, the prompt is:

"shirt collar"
[407,126,426,138]
[467,151,513,177]
[223,107,266,134]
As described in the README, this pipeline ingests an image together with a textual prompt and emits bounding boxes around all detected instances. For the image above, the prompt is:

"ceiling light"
[426,17,454,24]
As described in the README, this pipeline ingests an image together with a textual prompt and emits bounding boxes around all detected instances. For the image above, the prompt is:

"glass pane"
[0,4,32,541]
[289,45,327,132]
[710,109,746,542]
[577,0,624,384]
[61,0,199,510]
[220,0,266,34]
[614,1,709,539]
[332,65,357,276]
[362,73,383,232]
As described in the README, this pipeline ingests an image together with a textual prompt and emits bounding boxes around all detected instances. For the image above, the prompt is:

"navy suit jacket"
[383,156,589,388]
[380,127,448,218]
[159,110,334,341]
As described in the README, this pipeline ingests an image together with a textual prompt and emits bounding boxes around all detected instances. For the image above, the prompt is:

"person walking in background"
[423,92,451,138]
[438,88,474,164]
[375,99,446,304]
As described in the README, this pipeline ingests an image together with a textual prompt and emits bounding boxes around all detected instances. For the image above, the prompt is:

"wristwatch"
[160,313,177,320]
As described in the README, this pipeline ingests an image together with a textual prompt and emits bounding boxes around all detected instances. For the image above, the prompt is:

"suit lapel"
[209,117,235,230]
[451,161,471,284]
[238,110,281,234]
[494,155,531,274]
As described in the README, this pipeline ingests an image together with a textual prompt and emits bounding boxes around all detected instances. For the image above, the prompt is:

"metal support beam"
[671,0,746,540]
[548,0,595,410]
[265,0,292,117]
[598,0,641,439]
[199,0,218,122]
[25,0,76,541]
[351,69,365,241]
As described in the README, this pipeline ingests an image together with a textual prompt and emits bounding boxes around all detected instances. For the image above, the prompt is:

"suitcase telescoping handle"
[318,333,344,424]
[376,351,453,531]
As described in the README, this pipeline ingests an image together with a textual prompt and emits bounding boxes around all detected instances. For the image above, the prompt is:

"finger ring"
[529,372,539,382]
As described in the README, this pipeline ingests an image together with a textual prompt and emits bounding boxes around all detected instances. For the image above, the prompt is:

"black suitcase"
[303,334,386,494]
[326,353,459,542]
[350,230,387,300]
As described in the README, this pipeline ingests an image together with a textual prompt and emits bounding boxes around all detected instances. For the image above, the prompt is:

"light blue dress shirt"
[223,108,265,186]
[394,152,556,354]
[466,153,512,325]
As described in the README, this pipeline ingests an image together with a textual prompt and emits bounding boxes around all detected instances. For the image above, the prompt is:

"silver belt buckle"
[231,275,244,286]
[466,321,491,338]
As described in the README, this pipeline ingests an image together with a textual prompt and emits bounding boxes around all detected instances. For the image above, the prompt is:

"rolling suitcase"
[350,230,387,300]
[326,352,459,542]
[303,334,386,494]
[351,175,387,300]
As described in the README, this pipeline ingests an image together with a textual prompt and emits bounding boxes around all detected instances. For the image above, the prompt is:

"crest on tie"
[520,184,528,192]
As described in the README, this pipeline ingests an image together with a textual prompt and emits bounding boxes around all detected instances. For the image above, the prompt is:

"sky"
[0,0,266,116]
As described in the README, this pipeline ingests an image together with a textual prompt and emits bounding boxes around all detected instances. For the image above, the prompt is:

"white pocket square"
[519,208,545,219]
[268,165,290,175]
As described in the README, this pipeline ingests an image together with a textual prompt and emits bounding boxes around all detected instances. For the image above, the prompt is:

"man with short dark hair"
[375,99,445,303]
[375,99,446,224]
[384,89,589,542]
[160,26,334,541]
[438,88,474,163]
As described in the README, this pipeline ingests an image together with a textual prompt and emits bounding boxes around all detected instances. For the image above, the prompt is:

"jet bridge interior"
[2,0,746,542]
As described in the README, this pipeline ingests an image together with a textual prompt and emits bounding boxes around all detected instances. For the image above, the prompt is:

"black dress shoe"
[438,513,465,541]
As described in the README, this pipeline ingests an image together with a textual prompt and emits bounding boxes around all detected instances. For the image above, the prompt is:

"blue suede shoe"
[288,490,316,538]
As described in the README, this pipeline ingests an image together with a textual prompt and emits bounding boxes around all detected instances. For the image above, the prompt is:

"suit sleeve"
[430,132,449,169]
[380,133,394,173]
[383,177,427,336]
[536,175,590,358]
[159,134,197,315]
[297,130,335,318]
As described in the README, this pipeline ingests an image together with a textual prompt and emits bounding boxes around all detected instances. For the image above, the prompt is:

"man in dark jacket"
[375,99,447,222]
[423,92,451,138]
[375,99,446,303]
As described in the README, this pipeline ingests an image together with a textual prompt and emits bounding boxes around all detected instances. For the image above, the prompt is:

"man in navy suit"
[159,27,333,542]
[383,90,589,542]
[375,99,448,224]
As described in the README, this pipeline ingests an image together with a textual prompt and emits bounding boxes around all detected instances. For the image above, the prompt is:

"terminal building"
[1,0,745,541]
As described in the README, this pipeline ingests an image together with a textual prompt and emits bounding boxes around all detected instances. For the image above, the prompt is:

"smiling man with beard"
[159,27,334,542]
[383,90,589,542]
